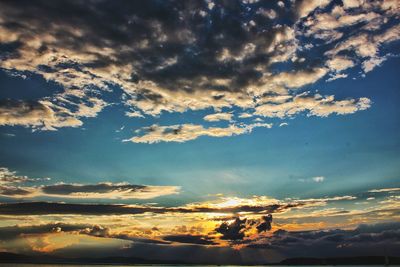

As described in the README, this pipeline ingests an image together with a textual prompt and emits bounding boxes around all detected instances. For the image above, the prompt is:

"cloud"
[203,112,233,122]
[78,224,170,245]
[0,200,298,216]
[304,5,380,34]
[0,167,179,199]
[238,112,253,119]
[0,223,170,246]
[215,214,273,241]
[0,189,398,256]
[362,56,387,73]
[281,68,328,88]
[0,167,50,185]
[326,57,355,72]
[0,182,180,199]
[215,217,248,240]
[0,190,398,263]
[247,222,400,258]
[368,187,400,193]
[0,100,83,130]
[0,0,394,139]
[298,176,325,183]
[0,192,346,216]
[0,223,92,241]
[254,93,371,118]
[163,234,217,245]
[326,73,348,82]
[41,182,180,199]
[6,187,396,221]
[0,167,51,197]
[312,176,325,182]
[124,123,272,143]
[296,0,331,19]
[326,24,400,59]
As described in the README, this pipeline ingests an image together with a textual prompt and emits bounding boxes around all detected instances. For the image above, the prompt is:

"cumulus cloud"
[0,0,394,140]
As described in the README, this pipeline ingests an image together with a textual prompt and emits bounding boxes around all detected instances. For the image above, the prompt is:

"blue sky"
[0,0,399,263]
[1,57,399,202]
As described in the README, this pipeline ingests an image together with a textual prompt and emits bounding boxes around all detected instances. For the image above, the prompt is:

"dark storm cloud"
[0,0,292,93]
[163,234,217,245]
[215,214,273,240]
[255,214,273,232]
[215,217,247,240]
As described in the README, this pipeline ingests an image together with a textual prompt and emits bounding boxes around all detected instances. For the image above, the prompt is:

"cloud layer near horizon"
[0,0,398,142]
[1,165,399,262]
[0,167,179,199]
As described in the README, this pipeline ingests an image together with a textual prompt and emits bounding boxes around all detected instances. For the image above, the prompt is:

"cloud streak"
[0,167,179,199]
[0,182,180,199]
[125,123,272,143]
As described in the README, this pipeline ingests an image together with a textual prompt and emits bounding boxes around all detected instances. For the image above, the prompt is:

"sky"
[0,0,399,264]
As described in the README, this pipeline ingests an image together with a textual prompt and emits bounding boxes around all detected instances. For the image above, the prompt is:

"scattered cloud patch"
[0,0,395,141]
